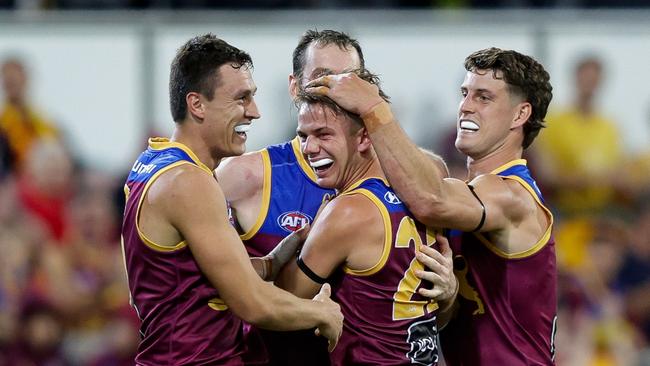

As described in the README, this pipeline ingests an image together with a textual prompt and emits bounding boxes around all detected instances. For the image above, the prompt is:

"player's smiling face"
[201,64,259,158]
[297,103,362,190]
[455,69,522,159]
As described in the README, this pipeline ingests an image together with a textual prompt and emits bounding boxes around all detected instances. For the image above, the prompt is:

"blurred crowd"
[0,58,139,365]
[0,51,649,365]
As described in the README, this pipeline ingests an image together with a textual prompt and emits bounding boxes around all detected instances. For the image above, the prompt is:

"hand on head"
[305,72,385,117]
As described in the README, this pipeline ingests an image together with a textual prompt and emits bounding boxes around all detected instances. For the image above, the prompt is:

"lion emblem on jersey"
[406,317,439,365]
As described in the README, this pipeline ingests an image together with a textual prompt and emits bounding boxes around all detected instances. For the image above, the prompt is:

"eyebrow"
[234,86,257,99]
[296,126,332,135]
[461,86,495,96]
[309,67,334,79]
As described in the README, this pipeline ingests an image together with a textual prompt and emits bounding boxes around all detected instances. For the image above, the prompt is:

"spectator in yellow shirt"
[0,57,59,172]
[535,55,624,217]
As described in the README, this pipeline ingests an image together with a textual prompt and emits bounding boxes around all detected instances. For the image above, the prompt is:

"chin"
[316,177,336,190]
[232,143,247,156]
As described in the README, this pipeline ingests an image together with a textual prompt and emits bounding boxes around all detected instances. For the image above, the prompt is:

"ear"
[186,92,205,120]
[357,127,372,153]
[288,74,298,98]
[511,102,531,129]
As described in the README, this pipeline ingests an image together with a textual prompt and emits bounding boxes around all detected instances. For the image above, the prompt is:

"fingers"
[295,222,311,240]
[435,233,452,259]
[328,337,338,352]
[319,283,332,298]
[418,286,445,299]
[305,74,333,88]
[304,85,329,96]
[415,249,445,274]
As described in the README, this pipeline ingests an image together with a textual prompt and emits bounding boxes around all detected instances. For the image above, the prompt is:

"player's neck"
[338,157,384,193]
[170,126,220,171]
[466,144,522,180]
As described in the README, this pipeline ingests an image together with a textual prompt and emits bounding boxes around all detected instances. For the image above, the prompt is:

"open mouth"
[459,120,479,132]
[309,158,334,174]
[234,124,251,138]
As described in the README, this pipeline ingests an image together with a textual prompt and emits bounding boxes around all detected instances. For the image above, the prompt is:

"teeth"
[460,121,479,131]
[234,124,251,133]
[309,158,334,168]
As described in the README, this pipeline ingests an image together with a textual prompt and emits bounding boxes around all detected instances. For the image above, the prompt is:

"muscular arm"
[276,194,384,298]
[153,165,342,339]
[306,74,525,233]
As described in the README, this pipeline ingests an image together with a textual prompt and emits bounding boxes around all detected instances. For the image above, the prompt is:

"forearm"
[251,282,325,331]
[362,102,446,220]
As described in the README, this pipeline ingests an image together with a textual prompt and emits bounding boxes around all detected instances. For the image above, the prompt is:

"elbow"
[407,194,446,227]
[234,290,277,328]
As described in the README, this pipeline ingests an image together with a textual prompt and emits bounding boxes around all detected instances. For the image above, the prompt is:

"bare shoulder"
[149,164,222,212]
[215,151,264,201]
[312,192,383,239]
[470,173,536,222]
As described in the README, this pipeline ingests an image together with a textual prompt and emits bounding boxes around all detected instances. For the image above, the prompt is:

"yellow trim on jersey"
[474,174,554,259]
[489,158,528,175]
[291,137,319,183]
[148,137,213,174]
[341,188,392,276]
[123,184,131,201]
[135,161,192,252]
[208,297,229,311]
[240,150,272,241]
[339,176,390,195]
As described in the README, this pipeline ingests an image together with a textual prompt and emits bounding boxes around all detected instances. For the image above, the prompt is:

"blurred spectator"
[16,138,74,243]
[555,217,640,365]
[5,297,68,366]
[534,55,625,218]
[0,57,59,173]
[616,198,650,349]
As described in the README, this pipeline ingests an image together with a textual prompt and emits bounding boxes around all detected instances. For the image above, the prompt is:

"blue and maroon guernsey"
[237,137,334,366]
[122,138,244,366]
[327,177,440,366]
[240,137,335,257]
[441,159,558,365]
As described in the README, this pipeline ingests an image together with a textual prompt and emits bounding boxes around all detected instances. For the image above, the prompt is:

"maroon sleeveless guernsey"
[326,178,440,366]
[122,138,244,365]
[441,160,557,365]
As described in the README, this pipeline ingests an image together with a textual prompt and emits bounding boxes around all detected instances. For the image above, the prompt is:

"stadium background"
[0,2,649,365]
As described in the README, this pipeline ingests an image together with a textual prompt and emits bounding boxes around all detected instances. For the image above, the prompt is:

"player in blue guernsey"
[120,34,342,365]
[275,72,457,366]
[216,30,365,366]
[307,47,557,365]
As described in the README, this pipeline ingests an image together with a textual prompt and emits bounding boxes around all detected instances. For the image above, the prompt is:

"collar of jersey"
[148,137,213,175]
[489,159,527,175]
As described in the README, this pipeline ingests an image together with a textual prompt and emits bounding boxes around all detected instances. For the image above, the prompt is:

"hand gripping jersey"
[122,138,244,365]
[329,178,440,366]
[240,137,335,257]
[237,137,334,366]
[440,159,558,365]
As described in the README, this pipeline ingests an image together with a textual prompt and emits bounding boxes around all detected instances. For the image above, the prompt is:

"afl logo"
[277,211,312,233]
[384,191,402,204]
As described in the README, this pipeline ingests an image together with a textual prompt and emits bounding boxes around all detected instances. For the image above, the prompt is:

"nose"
[459,95,474,115]
[301,135,319,156]
[246,98,261,120]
